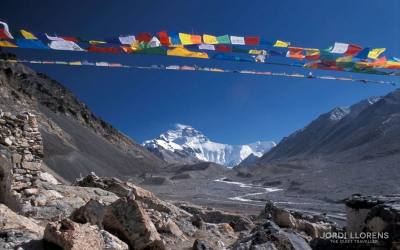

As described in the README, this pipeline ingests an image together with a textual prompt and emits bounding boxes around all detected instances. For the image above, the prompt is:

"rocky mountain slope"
[258,92,399,163]
[238,89,400,201]
[143,124,276,167]
[0,59,165,181]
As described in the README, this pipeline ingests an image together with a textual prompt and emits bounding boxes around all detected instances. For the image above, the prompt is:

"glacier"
[143,124,276,167]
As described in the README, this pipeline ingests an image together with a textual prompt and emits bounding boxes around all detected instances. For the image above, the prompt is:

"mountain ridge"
[143,124,276,167]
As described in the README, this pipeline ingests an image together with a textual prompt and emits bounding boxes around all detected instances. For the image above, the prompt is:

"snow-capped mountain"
[143,124,276,167]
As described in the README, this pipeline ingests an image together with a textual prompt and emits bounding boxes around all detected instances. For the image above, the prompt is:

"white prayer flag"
[331,42,349,54]
[148,36,161,48]
[230,36,245,45]
[119,35,136,45]
[49,40,85,51]
[198,44,215,50]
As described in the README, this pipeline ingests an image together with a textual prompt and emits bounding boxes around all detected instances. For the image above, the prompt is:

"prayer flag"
[305,48,320,60]
[16,39,48,49]
[169,32,181,45]
[119,35,136,45]
[157,31,170,46]
[368,48,386,59]
[136,32,152,43]
[20,30,37,40]
[355,48,370,59]
[331,42,349,54]
[191,35,202,44]
[344,44,362,56]
[48,40,85,51]
[0,21,13,39]
[286,47,305,60]
[216,35,230,44]
[167,47,209,59]
[215,45,231,52]
[273,40,290,48]
[0,41,17,48]
[198,44,215,50]
[88,45,120,54]
[148,36,161,48]
[61,37,79,42]
[203,34,218,44]
[230,36,245,45]
[179,33,193,45]
[244,36,260,45]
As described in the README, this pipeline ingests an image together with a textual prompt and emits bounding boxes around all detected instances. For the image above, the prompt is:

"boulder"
[0,204,44,249]
[44,219,104,250]
[192,239,214,250]
[101,230,129,250]
[102,198,165,250]
[180,203,253,232]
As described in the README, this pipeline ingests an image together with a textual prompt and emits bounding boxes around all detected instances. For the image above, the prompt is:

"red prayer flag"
[61,36,79,43]
[157,31,170,46]
[287,47,305,60]
[136,32,152,43]
[244,36,260,45]
[88,45,121,54]
[215,45,232,52]
[0,28,11,39]
[345,44,362,56]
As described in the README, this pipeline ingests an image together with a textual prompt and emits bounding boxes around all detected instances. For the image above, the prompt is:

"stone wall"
[0,110,43,212]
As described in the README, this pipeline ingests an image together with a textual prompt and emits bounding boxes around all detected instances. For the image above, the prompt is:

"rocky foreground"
[0,111,399,250]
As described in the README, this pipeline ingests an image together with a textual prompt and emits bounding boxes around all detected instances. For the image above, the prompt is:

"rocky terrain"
[0,112,344,249]
[143,124,275,167]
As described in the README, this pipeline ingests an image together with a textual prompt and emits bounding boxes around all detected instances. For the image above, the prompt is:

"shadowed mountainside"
[0,60,166,181]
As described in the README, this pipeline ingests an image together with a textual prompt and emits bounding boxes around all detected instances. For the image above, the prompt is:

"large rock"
[102,198,165,250]
[0,204,44,249]
[179,203,254,232]
[263,201,334,238]
[345,194,400,249]
[44,218,104,250]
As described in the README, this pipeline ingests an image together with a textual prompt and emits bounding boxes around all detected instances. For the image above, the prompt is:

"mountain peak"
[143,124,275,167]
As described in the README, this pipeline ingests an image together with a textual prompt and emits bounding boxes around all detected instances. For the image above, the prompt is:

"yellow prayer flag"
[336,56,353,63]
[167,47,209,59]
[249,50,265,55]
[179,33,193,45]
[20,30,37,40]
[274,40,290,48]
[203,34,218,44]
[0,41,17,48]
[368,48,386,59]
[89,40,106,44]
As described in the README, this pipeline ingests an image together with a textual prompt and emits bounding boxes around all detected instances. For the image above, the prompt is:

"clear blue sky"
[1,0,399,144]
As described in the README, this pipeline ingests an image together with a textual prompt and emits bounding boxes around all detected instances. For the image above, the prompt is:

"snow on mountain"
[143,124,276,167]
